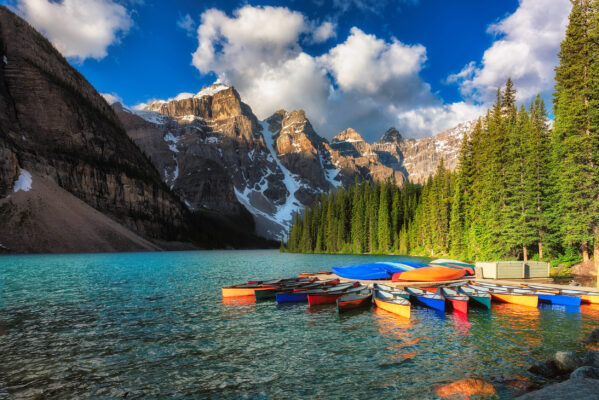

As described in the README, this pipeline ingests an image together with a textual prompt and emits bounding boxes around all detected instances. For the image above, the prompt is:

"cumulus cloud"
[395,102,486,138]
[15,0,132,61]
[449,0,571,104]
[101,92,122,105]
[184,5,482,140]
[311,21,337,43]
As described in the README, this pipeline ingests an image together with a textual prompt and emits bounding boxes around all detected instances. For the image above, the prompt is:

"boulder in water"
[435,378,496,398]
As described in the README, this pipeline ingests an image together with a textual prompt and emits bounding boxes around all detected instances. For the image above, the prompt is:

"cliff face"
[117,82,473,241]
[0,6,188,244]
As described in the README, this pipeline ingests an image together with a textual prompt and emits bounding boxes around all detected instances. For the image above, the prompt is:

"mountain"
[116,84,472,240]
[0,6,271,253]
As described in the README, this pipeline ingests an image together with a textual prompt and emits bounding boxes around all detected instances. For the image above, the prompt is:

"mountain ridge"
[115,83,472,240]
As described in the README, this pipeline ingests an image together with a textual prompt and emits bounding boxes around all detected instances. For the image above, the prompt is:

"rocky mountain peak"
[378,127,402,143]
[332,128,365,143]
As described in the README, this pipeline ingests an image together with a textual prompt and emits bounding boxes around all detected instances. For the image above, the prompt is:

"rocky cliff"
[117,84,472,240]
[0,6,270,252]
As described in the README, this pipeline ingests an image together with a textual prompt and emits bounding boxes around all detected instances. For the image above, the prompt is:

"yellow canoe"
[581,294,599,304]
[374,294,411,319]
[491,293,538,307]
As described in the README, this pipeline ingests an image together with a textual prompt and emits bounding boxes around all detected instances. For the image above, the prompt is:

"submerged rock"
[435,378,496,398]
[583,327,599,350]
[583,350,599,368]
[490,374,542,392]
[516,378,599,399]
[570,366,599,379]
[554,351,582,372]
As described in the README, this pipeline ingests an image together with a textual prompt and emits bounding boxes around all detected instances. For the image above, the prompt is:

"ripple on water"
[0,250,596,399]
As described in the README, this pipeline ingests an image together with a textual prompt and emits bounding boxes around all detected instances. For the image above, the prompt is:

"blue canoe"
[406,287,446,311]
[537,294,581,307]
[332,261,425,280]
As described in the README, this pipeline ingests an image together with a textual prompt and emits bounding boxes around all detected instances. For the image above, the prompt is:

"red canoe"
[307,285,365,306]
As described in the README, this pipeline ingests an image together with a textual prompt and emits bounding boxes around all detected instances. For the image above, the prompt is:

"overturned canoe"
[331,262,415,280]
[373,288,411,319]
[337,289,373,313]
[392,266,466,282]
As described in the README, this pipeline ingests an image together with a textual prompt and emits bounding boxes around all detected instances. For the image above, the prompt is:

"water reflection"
[374,308,417,363]
[221,296,255,318]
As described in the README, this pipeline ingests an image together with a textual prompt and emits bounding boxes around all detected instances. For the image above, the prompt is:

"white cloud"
[449,0,571,104]
[320,27,427,98]
[16,0,132,61]
[182,5,483,140]
[311,21,337,43]
[395,102,486,138]
[177,13,196,37]
[101,92,122,105]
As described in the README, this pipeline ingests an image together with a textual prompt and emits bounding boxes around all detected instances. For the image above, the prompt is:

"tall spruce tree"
[553,0,599,268]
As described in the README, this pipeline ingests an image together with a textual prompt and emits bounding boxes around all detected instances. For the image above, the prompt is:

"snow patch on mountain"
[164,132,179,153]
[133,110,169,125]
[14,169,32,192]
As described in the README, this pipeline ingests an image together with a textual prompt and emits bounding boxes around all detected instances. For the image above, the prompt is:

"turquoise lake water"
[1,250,598,399]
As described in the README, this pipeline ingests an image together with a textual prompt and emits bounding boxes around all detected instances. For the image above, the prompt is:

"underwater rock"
[435,378,496,398]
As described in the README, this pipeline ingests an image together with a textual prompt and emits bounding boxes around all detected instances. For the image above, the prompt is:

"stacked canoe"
[331,259,475,282]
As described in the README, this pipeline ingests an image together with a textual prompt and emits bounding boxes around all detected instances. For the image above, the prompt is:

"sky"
[4,0,572,141]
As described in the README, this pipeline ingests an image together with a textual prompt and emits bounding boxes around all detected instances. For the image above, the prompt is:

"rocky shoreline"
[432,327,599,399]
[516,327,599,399]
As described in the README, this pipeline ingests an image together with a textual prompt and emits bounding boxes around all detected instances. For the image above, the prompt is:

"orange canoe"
[392,266,466,282]
[491,293,538,307]
[221,286,277,297]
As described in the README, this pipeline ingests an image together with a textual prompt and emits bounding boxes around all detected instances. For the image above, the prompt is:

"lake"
[1,250,597,399]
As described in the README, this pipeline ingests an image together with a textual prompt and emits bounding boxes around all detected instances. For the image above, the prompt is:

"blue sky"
[6,0,571,140]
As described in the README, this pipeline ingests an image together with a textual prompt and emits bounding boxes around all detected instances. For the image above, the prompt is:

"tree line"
[284,1,599,269]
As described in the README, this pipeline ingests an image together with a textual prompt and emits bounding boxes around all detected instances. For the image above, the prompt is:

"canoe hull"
[492,293,538,308]
[392,266,466,282]
[374,297,411,319]
[308,292,346,306]
[412,295,446,311]
[449,298,468,314]
[337,295,372,312]
[222,287,275,298]
[581,295,599,304]
[276,292,308,303]
[468,295,491,309]
[538,294,581,307]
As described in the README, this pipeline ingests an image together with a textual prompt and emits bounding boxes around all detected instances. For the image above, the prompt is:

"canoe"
[406,287,446,311]
[437,287,469,314]
[469,284,538,307]
[430,260,475,274]
[276,282,355,303]
[476,282,581,307]
[373,289,411,319]
[307,285,366,306]
[337,289,373,312]
[254,279,323,300]
[392,266,466,282]
[458,285,491,309]
[331,262,414,280]
[524,284,597,305]
[372,283,410,299]
[222,284,280,298]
